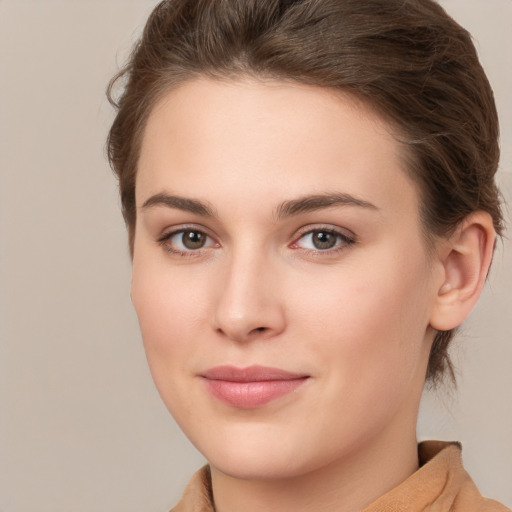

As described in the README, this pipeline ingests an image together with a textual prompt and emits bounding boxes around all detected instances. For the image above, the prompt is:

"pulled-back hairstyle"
[107,0,503,385]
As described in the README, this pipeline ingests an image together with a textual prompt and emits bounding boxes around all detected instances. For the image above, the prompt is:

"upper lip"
[200,365,309,382]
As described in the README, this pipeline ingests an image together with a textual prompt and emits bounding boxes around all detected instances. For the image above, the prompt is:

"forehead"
[136,77,419,218]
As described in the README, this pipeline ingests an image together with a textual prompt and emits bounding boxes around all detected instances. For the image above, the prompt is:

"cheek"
[292,247,433,385]
[130,262,212,434]
[130,256,206,384]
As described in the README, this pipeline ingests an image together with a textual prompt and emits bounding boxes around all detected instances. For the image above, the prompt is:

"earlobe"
[429,212,496,332]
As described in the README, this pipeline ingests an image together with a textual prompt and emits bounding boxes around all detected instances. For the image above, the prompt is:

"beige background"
[0,1,511,511]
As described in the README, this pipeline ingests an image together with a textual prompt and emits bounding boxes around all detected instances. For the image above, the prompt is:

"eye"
[158,228,218,255]
[293,228,355,252]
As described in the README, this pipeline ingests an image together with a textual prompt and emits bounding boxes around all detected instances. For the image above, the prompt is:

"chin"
[210,450,309,481]
[195,426,342,482]
[188,423,307,480]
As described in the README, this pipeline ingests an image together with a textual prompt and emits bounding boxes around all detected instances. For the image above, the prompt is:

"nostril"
[249,326,271,337]
[247,326,268,336]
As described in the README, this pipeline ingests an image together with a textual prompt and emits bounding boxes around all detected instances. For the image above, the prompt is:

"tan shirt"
[171,441,510,511]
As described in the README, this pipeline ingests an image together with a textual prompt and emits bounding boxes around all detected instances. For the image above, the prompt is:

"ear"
[429,211,496,331]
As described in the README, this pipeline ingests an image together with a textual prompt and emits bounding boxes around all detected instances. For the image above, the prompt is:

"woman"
[107,0,509,510]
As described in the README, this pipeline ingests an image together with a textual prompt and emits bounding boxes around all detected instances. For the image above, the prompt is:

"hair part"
[107,0,502,385]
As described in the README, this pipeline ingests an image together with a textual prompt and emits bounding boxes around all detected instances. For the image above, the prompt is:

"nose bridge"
[213,242,285,342]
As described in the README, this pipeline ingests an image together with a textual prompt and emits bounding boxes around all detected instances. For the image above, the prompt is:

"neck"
[210,425,419,512]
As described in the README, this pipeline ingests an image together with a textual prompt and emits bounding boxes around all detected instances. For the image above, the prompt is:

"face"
[132,78,440,481]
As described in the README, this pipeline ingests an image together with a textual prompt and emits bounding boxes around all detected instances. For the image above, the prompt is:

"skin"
[131,78,494,512]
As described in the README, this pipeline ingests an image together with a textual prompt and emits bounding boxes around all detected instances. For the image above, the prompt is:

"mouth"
[199,365,310,409]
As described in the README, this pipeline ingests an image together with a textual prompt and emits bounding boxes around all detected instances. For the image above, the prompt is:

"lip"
[200,365,309,409]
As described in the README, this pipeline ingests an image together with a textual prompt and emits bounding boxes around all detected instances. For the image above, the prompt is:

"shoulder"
[419,441,511,512]
[170,465,214,512]
[363,441,510,511]
[476,499,512,512]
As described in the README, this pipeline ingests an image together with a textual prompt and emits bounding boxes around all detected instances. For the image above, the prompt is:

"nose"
[212,250,286,343]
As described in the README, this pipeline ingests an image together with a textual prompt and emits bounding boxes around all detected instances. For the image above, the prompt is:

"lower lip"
[202,378,308,409]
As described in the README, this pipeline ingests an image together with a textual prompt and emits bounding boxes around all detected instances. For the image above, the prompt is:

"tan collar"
[171,441,508,512]
[362,440,507,511]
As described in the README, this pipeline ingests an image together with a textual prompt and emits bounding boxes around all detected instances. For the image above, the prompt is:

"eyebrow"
[274,193,378,219]
[141,193,216,217]
[140,192,378,219]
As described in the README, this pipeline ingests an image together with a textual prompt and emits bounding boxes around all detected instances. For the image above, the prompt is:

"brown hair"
[107,0,503,385]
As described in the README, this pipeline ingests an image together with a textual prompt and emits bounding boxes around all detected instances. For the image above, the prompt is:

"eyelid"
[290,225,356,251]
[157,224,220,256]
[155,223,355,257]
[157,222,216,240]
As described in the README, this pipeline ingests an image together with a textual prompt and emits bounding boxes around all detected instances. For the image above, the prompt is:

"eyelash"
[157,225,356,258]
[157,226,218,258]
[290,226,356,255]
